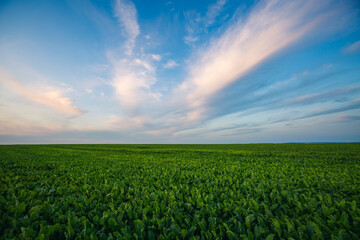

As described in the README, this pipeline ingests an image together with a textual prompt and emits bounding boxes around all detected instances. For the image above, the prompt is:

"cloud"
[146,127,177,136]
[151,54,162,61]
[109,54,160,111]
[218,127,263,137]
[110,1,162,116]
[114,0,140,55]
[298,98,360,120]
[155,64,356,139]
[286,86,360,105]
[184,0,227,45]
[0,118,62,136]
[343,40,360,54]
[184,35,199,44]
[164,59,179,69]
[204,0,227,27]
[335,114,360,122]
[0,68,81,116]
[173,121,262,138]
[177,0,346,122]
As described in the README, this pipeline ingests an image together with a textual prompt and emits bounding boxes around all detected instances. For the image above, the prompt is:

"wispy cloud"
[178,0,346,122]
[146,127,178,136]
[0,118,62,136]
[164,59,179,69]
[151,54,162,61]
[286,86,360,105]
[184,35,199,44]
[173,122,262,138]
[184,0,227,45]
[106,115,146,130]
[204,0,227,27]
[335,114,360,122]
[114,0,140,55]
[343,40,360,54]
[298,98,360,120]
[0,68,81,116]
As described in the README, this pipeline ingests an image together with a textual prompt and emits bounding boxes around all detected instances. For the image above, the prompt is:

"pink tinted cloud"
[0,69,81,116]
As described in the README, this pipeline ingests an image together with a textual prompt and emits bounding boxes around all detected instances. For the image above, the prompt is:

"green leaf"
[265,233,275,240]
[226,230,237,239]
[180,229,187,239]
[16,202,27,215]
[272,218,281,236]
[246,214,255,228]
[108,217,117,228]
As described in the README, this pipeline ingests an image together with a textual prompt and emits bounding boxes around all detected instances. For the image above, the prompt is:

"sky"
[0,0,360,144]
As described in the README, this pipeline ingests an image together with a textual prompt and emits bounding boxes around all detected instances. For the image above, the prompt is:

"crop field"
[1,144,360,239]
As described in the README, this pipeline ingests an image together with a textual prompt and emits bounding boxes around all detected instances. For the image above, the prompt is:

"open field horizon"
[1,0,360,238]
[2,141,360,145]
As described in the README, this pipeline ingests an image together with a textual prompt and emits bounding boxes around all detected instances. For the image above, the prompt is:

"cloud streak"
[298,98,360,120]
[286,86,360,105]
[114,0,140,55]
[178,0,344,122]
[343,40,360,54]
[335,114,360,122]
[0,68,81,116]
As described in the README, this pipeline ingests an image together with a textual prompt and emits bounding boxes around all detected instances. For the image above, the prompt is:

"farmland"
[0,144,359,239]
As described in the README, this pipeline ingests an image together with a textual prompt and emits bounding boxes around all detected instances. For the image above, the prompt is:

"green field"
[1,144,360,239]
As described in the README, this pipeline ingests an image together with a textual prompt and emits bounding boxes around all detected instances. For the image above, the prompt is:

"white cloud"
[109,54,159,111]
[114,0,140,55]
[110,1,163,118]
[151,54,162,61]
[178,0,344,122]
[164,59,179,69]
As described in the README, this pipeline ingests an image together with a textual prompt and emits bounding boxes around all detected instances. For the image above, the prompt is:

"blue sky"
[0,0,360,144]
